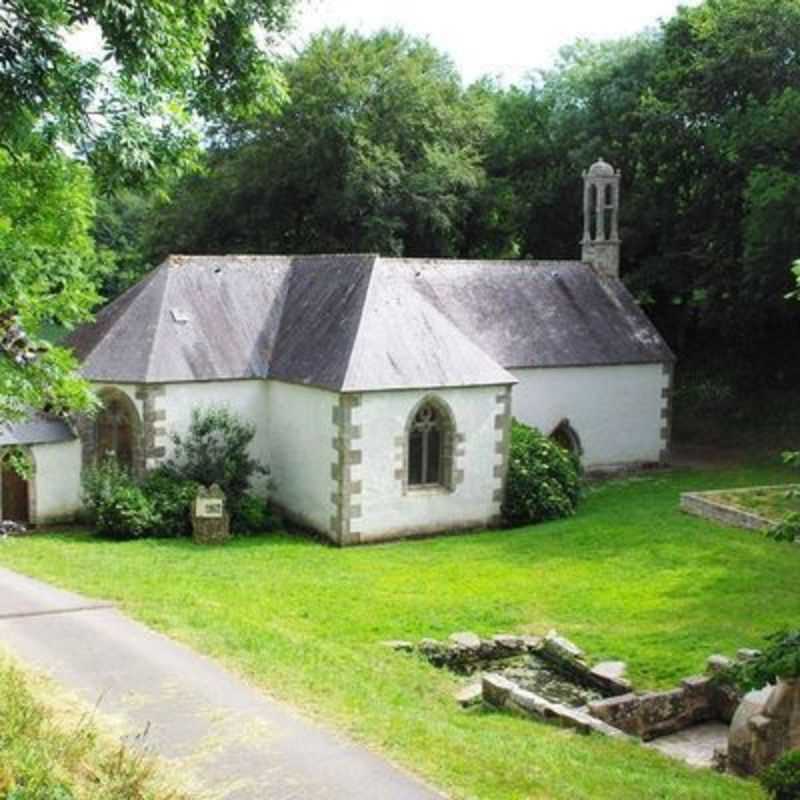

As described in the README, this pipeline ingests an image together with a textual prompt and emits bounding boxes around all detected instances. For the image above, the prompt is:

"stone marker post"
[192,484,231,544]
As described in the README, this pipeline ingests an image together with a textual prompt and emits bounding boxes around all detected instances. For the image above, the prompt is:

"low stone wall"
[417,632,542,673]
[680,490,776,532]
[588,654,746,741]
[588,676,719,740]
[482,673,630,739]
[415,630,632,696]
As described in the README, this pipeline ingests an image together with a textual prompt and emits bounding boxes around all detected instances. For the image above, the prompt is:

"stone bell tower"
[581,157,621,278]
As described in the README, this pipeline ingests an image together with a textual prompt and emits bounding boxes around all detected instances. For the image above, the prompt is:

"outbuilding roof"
[0,414,76,446]
[66,254,673,392]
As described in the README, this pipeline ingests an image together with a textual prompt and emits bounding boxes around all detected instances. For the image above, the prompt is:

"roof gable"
[341,260,515,391]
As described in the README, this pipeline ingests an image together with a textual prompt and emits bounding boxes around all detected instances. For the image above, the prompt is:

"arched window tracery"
[407,398,455,489]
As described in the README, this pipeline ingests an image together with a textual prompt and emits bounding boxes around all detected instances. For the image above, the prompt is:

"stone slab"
[646,722,730,768]
[455,683,482,707]
[592,660,628,681]
[482,673,515,707]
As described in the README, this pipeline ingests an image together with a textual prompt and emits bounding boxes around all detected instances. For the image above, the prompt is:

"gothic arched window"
[407,400,454,488]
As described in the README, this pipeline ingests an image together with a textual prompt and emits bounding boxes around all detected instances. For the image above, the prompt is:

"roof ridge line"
[381,257,586,266]
[143,263,170,383]
[339,254,381,391]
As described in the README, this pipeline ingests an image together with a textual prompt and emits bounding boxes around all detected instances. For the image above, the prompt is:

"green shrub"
[760,750,800,800]
[232,493,280,535]
[83,461,197,539]
[165,407,268,512]
[82,459,158,540]
[141,468,198,538]
[501,420,581,527]
[769,512,800,543]
[731,630,800,692]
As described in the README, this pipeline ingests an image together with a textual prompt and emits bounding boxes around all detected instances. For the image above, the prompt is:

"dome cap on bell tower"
[587,157,616,177]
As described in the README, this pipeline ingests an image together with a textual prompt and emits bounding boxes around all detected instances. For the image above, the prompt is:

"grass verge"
[0,655,186,800]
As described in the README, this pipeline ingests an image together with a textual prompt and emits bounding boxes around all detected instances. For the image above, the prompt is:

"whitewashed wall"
[511,364,669,467]
[160,380,271,493]
[33,439,83,523]
[353,386,504,543]
[264,381,338,534]
[97,379,336,532]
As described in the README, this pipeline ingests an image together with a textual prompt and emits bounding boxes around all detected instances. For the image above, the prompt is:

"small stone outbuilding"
[0,415,82,526]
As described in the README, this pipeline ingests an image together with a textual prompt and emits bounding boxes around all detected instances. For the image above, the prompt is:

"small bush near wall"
[83,459,158,539]
[142,468,199,538]
[728,630,800,691]
[233,494,280,535]
[83,460,197,540]
[502,420,582,527]
[760,750,800,800]
[164,407,268,518]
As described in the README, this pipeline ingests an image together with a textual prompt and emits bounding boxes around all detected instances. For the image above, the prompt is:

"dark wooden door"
[2,466,29,523]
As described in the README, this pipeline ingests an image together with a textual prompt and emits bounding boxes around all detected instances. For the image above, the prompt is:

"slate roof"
[0,414,76,446]
[66,254,673,392]
[386,258,673,369]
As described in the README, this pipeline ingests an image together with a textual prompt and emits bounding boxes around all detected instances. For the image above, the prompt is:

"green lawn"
[2,463,798,800]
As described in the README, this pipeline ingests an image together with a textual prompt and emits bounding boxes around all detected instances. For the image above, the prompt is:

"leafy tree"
[0,145,104,421]
[0,0,296,423]
[475,35,660,263]
[728,630,800,692]
[149,29,495,259]
[93,190,158,300]
[629,0,800,370]
[1,0,296,173]
[482,0,800,378]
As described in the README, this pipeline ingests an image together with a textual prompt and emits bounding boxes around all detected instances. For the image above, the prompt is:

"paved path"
[0,567,442,800]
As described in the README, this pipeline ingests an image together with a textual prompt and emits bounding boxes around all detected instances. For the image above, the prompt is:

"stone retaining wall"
[587,676,725,740]
[482,673,630,739]
[680,489,776,531]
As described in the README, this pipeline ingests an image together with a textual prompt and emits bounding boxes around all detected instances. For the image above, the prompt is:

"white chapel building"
[1,159,674,543]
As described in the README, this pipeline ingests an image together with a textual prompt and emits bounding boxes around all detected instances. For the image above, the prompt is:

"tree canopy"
[3,0,799,424]
[0,0,296,422]
[148,28,495,260]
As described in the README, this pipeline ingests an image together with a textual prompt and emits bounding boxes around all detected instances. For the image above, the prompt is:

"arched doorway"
[550,419,582,458]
